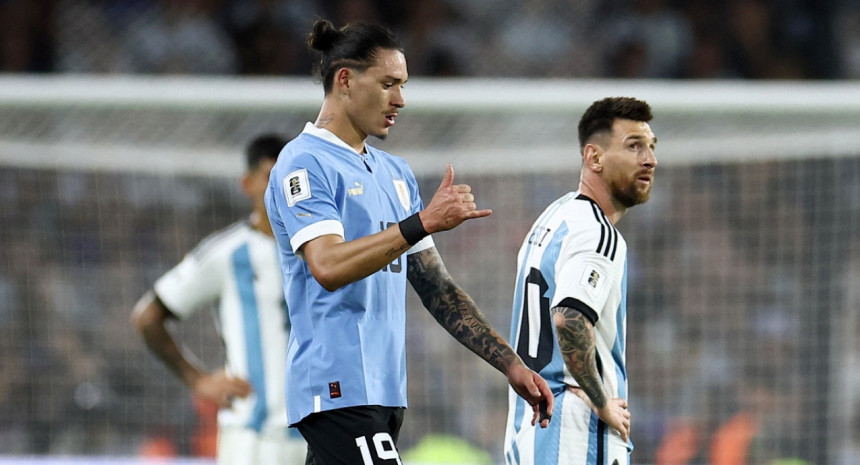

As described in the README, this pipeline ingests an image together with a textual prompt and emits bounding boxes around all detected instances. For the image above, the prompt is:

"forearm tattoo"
[385,243,411,259]
[407,248,515,373]
[551,306,607,408]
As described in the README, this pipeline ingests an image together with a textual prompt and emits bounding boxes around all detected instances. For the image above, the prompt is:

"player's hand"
[191,369,253,408]
[507,363,554,428]
[419,164,492,233]
[570,387,630,442]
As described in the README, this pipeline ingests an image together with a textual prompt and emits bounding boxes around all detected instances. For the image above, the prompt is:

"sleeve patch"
[582,268,601,289]
[578,261,606,301]
[285,168,311,206]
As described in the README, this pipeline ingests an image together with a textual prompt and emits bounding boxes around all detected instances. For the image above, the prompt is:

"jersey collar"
[302,122,366,155]
[576,192,604,213]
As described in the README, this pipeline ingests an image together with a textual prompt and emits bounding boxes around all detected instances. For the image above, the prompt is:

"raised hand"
[419,164,492,234]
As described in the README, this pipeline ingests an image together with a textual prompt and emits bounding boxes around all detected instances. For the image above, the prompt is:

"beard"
[612,178,652,208]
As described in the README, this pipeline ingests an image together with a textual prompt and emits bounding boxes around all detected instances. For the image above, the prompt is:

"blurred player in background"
[131,134,306,464]
[505,97,657,465]
[264,19,554,465]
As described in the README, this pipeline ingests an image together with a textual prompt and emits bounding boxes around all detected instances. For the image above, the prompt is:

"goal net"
[1,76,858,465]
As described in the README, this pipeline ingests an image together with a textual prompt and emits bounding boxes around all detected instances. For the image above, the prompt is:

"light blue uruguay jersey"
[505,192,631,465]
[154,221,290,434]
[264,123,434,425]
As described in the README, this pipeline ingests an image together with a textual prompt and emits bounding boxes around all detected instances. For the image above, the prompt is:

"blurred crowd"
[0,169,234,456]
[2,0,860,464]
[1,0,859,79]
[1,156,858,464]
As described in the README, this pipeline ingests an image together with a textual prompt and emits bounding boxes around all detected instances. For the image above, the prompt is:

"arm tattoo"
[551,305,607,408]
[407,248,517,374]
[385,243,411,259]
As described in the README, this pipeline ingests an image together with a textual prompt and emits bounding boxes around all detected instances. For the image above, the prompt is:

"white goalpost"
[1,76,858,465]
[1,76,859,175]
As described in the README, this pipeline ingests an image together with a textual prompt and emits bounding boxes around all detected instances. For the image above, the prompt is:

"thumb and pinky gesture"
[429,165,556,428]
[424,164,492,233]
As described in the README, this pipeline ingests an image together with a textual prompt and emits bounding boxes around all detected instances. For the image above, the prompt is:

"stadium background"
[1,1,860,464]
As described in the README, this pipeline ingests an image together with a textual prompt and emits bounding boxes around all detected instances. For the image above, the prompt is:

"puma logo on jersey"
[348,181,364,196]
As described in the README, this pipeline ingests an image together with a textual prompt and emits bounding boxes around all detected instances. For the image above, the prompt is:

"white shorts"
[217,426,307,465]
[505,388,631,465]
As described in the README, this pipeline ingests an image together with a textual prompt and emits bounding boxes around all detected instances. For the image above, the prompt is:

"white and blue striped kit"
[505,192,632,465]
[154,221,290,434]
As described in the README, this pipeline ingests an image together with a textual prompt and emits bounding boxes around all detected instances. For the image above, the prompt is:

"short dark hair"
[306,19,403,94]
[245,133,287,171]
[578,97,653,149]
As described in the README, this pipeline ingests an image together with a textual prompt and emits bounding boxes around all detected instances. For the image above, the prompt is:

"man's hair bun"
[307,19,342,52]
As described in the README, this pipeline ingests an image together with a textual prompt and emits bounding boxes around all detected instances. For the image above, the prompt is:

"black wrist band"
[399,213,428,246]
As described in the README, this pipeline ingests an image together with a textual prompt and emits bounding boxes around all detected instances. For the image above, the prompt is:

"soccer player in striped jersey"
[504,97,657,465]
[131,134,306,464]
[265,19,553,465]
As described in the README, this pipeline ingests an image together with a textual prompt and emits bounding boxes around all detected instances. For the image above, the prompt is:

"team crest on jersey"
[285,168,310,206]
[392,179,410,211]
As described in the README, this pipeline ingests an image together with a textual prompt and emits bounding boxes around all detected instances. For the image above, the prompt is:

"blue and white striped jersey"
[265,123,434,425]
[154,221,289,433]
[505,192,631,464]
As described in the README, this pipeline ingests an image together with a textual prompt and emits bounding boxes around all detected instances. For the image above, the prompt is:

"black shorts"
[298,405,405,465]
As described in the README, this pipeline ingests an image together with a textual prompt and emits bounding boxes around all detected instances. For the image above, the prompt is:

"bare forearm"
[551,305,607,408]
[132,293,203,387]
[306,164,494,291]
[408,248,521,374]
[303,227,412,291]
[140,322,204,385]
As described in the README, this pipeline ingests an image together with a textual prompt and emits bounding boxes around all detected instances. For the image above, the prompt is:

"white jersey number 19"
[355,433,402,465]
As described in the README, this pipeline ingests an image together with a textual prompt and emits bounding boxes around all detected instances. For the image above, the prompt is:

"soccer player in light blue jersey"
[132,134,306,464]
[504,97,657,465]
[265,19,554,465]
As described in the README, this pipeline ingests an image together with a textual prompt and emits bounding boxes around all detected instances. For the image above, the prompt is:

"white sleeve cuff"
[290,220,344,253]
[407,235,435,254]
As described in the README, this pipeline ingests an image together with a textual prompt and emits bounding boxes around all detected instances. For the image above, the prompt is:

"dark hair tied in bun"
[307,19,402,94]
[307,19,342,53]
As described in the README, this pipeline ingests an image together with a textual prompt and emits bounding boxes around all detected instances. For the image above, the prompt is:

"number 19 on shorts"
[356,433,402,465]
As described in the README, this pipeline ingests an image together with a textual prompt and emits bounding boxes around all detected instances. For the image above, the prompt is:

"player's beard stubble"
[613,177,653,208]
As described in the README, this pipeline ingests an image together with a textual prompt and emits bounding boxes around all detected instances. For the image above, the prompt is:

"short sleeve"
[270,152,344,253]
[154,249,223,319]
[550,235,615,320]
